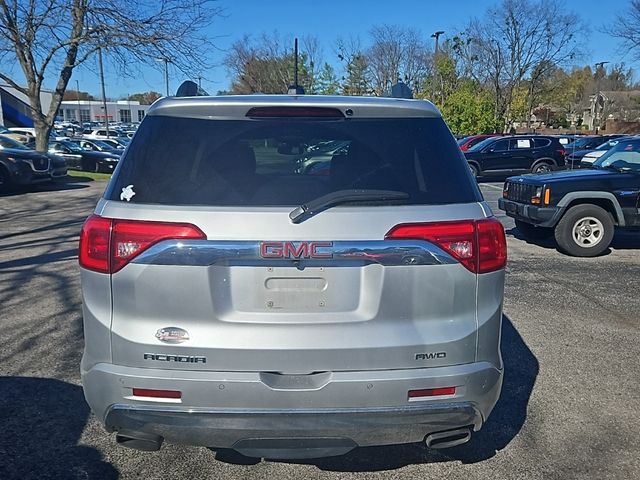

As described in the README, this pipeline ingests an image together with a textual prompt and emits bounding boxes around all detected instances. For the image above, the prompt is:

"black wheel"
[554,204,614,257]
[531,161,552,174]
[515,220,553,240]
[468,163,479,178]
[0,166,13,192]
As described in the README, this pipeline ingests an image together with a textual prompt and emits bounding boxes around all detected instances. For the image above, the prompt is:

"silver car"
[80,95,506,459]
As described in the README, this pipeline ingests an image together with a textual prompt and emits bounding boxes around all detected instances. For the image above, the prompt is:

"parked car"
[564,135,624,167]
[579,136,636,167]
[464,135,566,177]
[499,136,640,256]
[294,140,349,174]
[0,126,33,144]
[83,128,129,140]
[457,134,500,152]
[67,138,123,155]
[99,138,127,150]
[79,94,506,459]
[0,135,53,191]
[48,140,119,173]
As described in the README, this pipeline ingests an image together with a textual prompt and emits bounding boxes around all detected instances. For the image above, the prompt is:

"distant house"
[585,90,640,131]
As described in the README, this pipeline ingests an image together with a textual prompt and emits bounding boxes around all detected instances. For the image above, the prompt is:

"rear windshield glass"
[106,115,481,206]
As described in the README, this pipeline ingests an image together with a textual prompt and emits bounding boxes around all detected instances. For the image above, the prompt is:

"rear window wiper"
[289,189,410,224]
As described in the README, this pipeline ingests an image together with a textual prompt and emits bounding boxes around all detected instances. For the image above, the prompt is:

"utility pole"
[594,61,609,134]
[75,79,81,126]
[430,31,445,103]
[98,47,110,137]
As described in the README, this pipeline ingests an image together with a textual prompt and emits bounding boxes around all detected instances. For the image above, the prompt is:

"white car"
[9,127,67,142]
[83,128,128,140]
[580,136,637,166]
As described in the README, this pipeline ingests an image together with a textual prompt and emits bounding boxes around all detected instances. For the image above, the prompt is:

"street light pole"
[430,31,445,103]
[98,47,110,137]
[75,79,81,126]
[594,61,609,134]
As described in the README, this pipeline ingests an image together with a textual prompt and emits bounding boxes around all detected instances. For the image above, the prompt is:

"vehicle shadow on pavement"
[0,377,118,480]
[0,180,89,197]
[282,315,539,472]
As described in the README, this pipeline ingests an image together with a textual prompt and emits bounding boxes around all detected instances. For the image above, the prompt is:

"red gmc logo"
[260,241,333,259]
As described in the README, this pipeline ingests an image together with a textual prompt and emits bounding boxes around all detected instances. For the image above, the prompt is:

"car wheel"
[554,204,614,257]
[468,163,479,178]
[531,161,552,174]
[515,219,553,240]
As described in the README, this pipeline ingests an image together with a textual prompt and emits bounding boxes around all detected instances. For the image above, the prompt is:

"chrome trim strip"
[132,240,457,267]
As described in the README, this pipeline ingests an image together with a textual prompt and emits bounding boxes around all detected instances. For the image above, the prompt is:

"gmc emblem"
[260,241,333,259]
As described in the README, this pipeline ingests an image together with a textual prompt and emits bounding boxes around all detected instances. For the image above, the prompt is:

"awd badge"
[155,327,189,344]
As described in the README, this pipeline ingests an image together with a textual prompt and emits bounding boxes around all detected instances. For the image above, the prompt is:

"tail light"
[557,149,566,156]
[132,388,182,399]
[385,218,506,274]
[79,214,206,273]
[408,387,456,399]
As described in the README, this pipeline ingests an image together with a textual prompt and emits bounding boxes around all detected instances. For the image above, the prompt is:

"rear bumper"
[82,361,502,453]
[498,197,561,227]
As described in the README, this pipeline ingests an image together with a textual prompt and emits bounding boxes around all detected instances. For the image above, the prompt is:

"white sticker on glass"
[120,185,136,202]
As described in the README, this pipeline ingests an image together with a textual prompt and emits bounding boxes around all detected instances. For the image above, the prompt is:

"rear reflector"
[245,106,345,118]
[79,214,206,274]
[408,387,456,398]
[385,218,506,274]
[132,388,182,399]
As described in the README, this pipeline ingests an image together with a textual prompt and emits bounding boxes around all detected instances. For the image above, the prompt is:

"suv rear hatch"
[83,104,503,374]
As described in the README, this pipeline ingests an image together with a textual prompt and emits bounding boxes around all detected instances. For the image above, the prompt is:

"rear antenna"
[288,38,305,95]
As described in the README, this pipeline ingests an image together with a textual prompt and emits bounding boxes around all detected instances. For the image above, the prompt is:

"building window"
[138,110,145,122]
[66,109,77,121]
[119,109,132,123]
[80,109,91,123]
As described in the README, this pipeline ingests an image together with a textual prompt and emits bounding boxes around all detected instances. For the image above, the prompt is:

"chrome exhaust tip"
[425,427,472,449]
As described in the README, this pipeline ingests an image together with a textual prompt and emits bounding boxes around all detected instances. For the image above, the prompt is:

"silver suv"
[80,95,506,459]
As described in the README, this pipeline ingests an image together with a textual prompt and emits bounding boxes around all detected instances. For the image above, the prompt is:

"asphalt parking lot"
[0,177,639,480]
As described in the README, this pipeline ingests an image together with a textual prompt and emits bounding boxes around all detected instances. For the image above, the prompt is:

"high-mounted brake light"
[79,215,206,274]
[245,106,345,118]
[385,218,506,274]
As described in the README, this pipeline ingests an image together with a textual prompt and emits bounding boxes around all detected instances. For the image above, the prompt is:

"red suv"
[457,134,500,152]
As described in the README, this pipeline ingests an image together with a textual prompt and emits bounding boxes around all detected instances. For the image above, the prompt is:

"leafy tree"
[127,92,162,105]
[439,80,498,134]
[62,90,94,101]
[224,33,315,94]
[0,0,220,151]
[316,63,340,95]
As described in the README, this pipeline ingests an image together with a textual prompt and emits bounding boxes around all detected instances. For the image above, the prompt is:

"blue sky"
[64,0,636,98]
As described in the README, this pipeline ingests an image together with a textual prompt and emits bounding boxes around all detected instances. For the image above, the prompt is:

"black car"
[498,137,640,256]
[0,135,54,191]
[49,140,119,173]
[68,138,123,155]
[464,135,566,177]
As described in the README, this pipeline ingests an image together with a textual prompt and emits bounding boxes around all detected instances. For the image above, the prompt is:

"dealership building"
[59,99,149,124]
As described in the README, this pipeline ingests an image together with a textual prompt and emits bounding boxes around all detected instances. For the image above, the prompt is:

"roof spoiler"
[175,80,209,97]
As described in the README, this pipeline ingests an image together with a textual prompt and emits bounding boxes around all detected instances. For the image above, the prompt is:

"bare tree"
[0,0,221,151]
[366,25,431,96]
[224,32,318,94]
[455,0,581,130]
[610,1,640,61]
